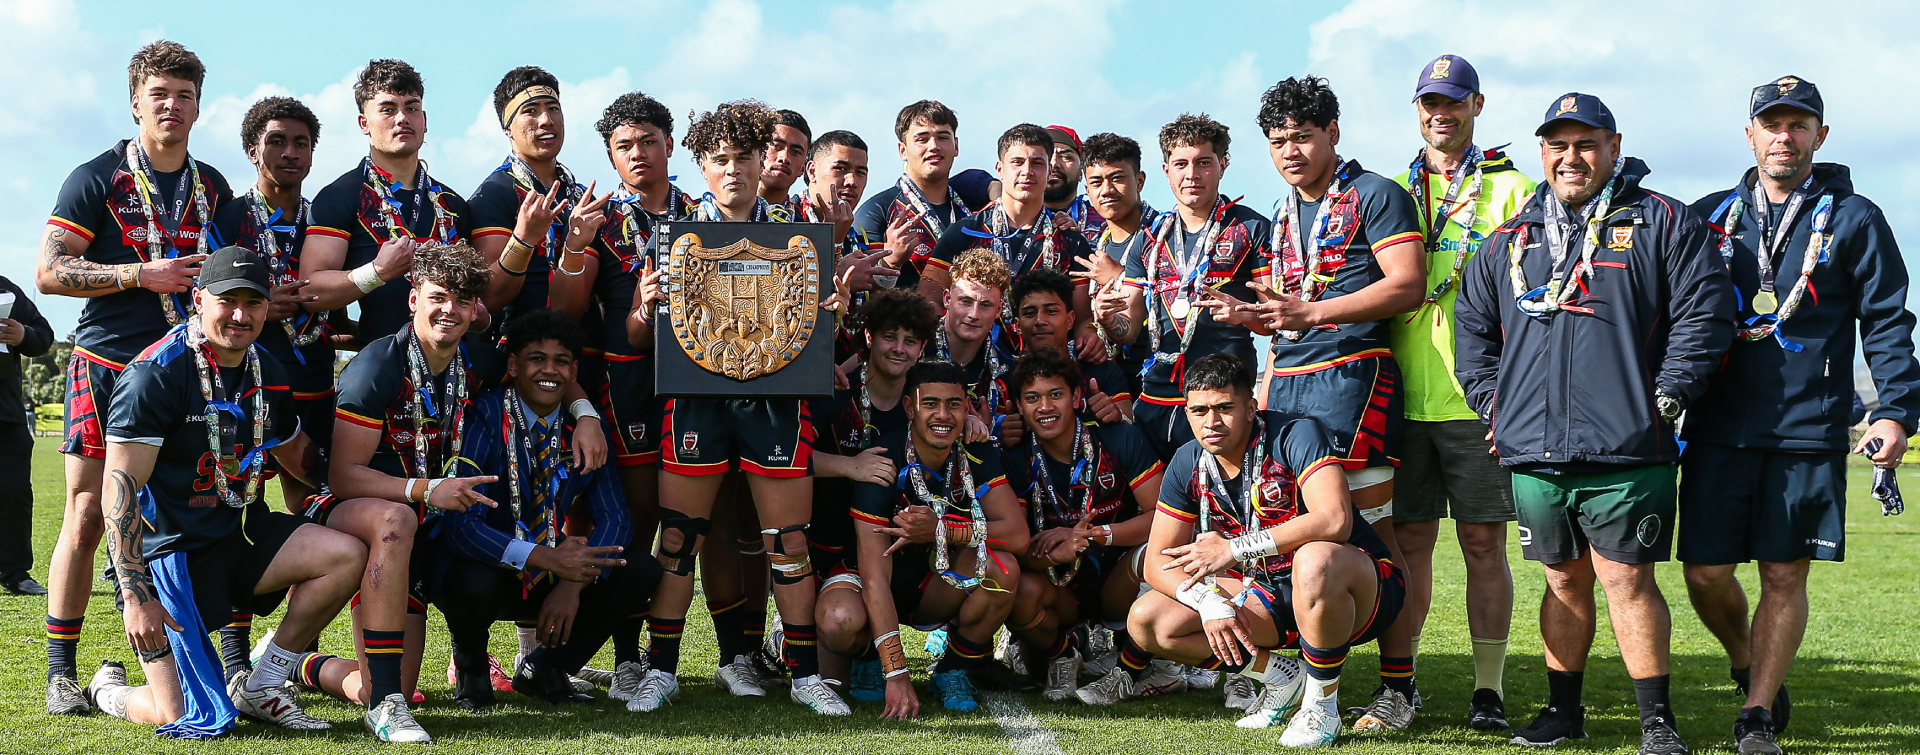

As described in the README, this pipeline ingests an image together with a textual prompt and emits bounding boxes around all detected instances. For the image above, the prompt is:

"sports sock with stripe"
[1117,630,1154,682]
[291,653,339,689]
[709,597,746,662]
[1298,638,1349,715]
[938,628,992,672]
[1379,654,1415,698]
[782,622,819,678]
[362,628,406,705]
[218,613,253,679]
[648,616,685,675]
[45,615,81,681]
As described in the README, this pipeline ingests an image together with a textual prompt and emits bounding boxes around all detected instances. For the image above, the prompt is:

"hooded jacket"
[1454,157,1735,467]
[1686,163,1920,451]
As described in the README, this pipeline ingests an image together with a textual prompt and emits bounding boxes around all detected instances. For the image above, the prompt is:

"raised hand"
[563,181,610,253]
[427,475,499,512]
[269,278,317,321]
[140,253,208,294]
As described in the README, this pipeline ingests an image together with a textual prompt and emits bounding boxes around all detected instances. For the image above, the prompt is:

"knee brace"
[657,509,711,576]
[761,523,813,585]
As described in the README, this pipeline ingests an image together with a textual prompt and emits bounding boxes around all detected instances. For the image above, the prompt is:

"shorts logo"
[1636,515,1662,547]
[1517,525,1533,547]
[1430,58,1452,79]
[681,431,699,454]
[1555,96,1579,116]
[1608,227,1633,249]
[768,444,790,463]
[625,422,647,443]
[1809,538,1838,548]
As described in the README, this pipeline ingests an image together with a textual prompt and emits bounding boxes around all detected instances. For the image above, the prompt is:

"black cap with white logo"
[197,245,273,296]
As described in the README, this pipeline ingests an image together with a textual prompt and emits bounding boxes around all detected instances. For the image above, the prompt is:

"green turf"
[1,440,1916,754]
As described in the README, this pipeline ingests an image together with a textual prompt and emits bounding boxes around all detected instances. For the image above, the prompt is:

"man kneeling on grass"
[89,246,364,737]
[1130,353,1405,749]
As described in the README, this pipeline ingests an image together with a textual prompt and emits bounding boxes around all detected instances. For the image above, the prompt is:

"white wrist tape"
[1229,529,1278,562]
[1176,582,1235,622]
[569,398,601,421]
[350,262,385,293]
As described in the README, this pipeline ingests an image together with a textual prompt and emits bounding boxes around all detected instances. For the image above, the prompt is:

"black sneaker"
[1733,672,1791,734]
[1734,707,1782,755]
[1641,711,1691,755]
[1469,687,1509,730]
[1511,705,1586,747]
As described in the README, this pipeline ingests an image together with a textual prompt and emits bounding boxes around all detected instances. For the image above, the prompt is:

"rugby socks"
[937,629,992,672]
[614,611,648,667]
[292,653,340,689]
[781,621,820,679]
[219,613,253,679]
[45,615,82,681]
[1298,639,1350,715]
[743,602,768,659]
[1730,664,1752,691]
[1633,674,1672,724]
[362,628,406,705]
[1379,654,1416,698]
[709,596,748,662]
[516,621,539,658]
[1040,626,1075,661]
[1471,636,1509,697]
[1118,631,1154,682]
[247,640,302,691]
[1548,669,1584,711]
[648,616,685,675]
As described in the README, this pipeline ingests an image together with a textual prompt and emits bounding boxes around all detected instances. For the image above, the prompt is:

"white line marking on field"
[982,691,1068,755]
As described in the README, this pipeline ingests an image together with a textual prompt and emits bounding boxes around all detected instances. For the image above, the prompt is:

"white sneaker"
[626,670,680,712]
[790,674,851,716]
[1082,648,1119,680]
[229,670,330,730]
[1186,665,1222,690]
[1236,660,1307,729]
[82,662,126,718]
[1280,705,1342,748]
[1074,666,1135,706]
[1136,659,1189,698]
[364,692,432,743]
[1223,673,1258,709]
[1044,650,1083,702]
[996,632,1029,677]
[606,660,648,702]
[575,665,615,687]
[716,656,768,697]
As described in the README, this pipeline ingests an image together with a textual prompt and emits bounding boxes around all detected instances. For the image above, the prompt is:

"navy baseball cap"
[1535,92,1616,136]
[197,246,272,297]
[1749,75,1823,119]
[1413,54,1479,102]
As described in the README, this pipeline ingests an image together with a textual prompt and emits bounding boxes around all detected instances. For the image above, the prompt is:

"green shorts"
[1512,464,1676,565]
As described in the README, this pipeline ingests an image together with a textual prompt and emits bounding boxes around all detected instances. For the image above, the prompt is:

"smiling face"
[762,124,810,195]
[1539,121,1621,205]
[898,118,957,182]
[607,122,673,190]
[360,89,426,158]
[1162,143,1225,211]
[1184,387,1254,459]
[997,142,1051,206]
[1265,119,1340,189]
[1416,92,1481,154]
[944,278,1005,344]
[701,143,764,208]
[249,118,314,191]
[1018,374,1079,446]
[866,326,927,382]
[132,74,200,147]
[506,97,565,164]
[1083,160,1143,223]
[508,338,577,414]
[807,143,870,207]
[1015,289,1073,352]
[907,381,969,452]
[1747,107,1826,182]
[408,280,480,348]
[195,287,269,356]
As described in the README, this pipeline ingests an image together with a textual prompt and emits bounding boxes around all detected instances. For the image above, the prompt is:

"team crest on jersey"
[1098,471,1116,489]
[1261,479,1284,503]
[681,431,699,453]
[1608,227,1633,249]
[1430,58,1452,79]
[1555,96,1578,116]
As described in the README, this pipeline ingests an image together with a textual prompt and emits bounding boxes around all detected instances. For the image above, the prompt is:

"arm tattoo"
[104,469,156,605]
[1105,314,1132,336]
[41,228,125,292]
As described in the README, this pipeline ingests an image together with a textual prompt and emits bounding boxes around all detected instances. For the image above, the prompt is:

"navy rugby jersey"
[1123,202,1270,402]
[308,162,473,340]
[334,331,506,482]
[209,195,335,394]
[1002,419,1162,532]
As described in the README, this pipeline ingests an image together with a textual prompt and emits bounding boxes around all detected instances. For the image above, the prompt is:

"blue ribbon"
[207,400,247,422]
[416,386,438,417]
[234,434,286,473]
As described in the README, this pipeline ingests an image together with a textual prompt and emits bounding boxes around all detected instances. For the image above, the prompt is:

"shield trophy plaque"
[653,221,836,398]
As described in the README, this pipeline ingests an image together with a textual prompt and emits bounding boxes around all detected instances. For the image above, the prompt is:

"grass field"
[0,440,1916,754]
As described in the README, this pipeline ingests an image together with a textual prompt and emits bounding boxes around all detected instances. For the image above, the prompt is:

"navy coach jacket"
[1454,157,1736,467]
[1686,163,1920,451]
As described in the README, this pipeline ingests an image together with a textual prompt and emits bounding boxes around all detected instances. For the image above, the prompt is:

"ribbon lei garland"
[364,157,454,246]
[1733,193,1834,353]
[1405,147,1486,320]
[1511,155,1626,318]
[1196,412,1269,569]
[501,387,565,588]
[903,440,989,591]
[1027,421,1095,587]
[897,175,970,241]
[1141,198,1231,379]
[502,155,587,262]
[1271,159,1354,341]
[187,323,267,509]
[126,141,213,325]
[245,192,323,361]
[403,325,469,484]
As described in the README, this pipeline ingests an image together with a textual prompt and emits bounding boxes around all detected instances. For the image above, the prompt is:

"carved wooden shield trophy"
[654,221,836,398]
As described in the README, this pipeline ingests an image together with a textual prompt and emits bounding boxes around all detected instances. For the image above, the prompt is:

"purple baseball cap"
[1414,54,1479,102]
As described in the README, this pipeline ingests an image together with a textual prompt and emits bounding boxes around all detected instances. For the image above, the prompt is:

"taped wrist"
[762,523,813,585]
[350,262,385,293]
[1176,581,1235,622]
[500,236,535,275]
[1229,529,1278,562]
[874,630,909,678]
[657,509,711,576]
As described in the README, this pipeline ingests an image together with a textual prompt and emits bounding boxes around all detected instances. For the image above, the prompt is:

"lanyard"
[1748,174,1817,296]
[1406,147,1485,307]
[1515,155,1625,318]
[1026,422,1095,587]
[1274,160,1353,302]
[502,155,585,257]
[126,141,212,324]
[897,175,969,239]
[1196,412,1266,535]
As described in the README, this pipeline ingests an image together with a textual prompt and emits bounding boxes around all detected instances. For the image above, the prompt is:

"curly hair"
[894,100,959,142]
[504,307,586,361]
[862,289,940,348]
[997,123,1053,159]
[411,241,491,299]
[354,59,424,112]
[1158,113,1231,161]
[127,40,204,100]
[1010,346,1081,394]
[1082,132,1142,172]
[239,96,320,151]
[596,91,674,145]
[491,65,560,122]
[949,249,1011,294]
[1256,76,1340,134]
[682,99,778,164]
[1182,352,1253,397]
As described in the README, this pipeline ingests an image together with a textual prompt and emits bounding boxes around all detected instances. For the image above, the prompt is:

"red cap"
[1044,124,1082,154]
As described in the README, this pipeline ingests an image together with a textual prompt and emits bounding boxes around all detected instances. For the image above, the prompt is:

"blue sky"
[6,0,1920,337]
